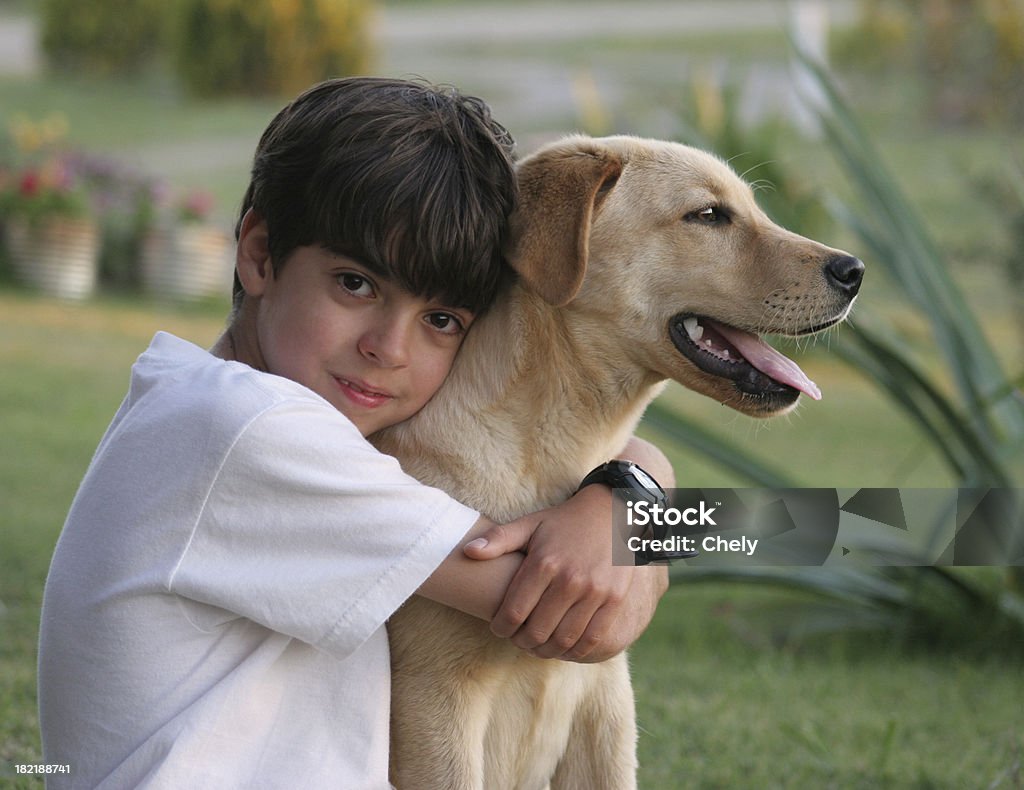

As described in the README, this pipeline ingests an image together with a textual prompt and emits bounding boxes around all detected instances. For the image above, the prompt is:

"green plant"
[668,49,1024,492]
[171,0,375,97]
[40,0,168,76]
[976,159,1024,352]
[796,47,1024,488]
[671,564,1024,657]
[83,158,162,291]
[655,47,1024,653]
[833,0,1024,125]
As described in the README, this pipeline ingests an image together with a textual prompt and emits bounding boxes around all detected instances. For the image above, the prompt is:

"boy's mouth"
[333,376,393,408]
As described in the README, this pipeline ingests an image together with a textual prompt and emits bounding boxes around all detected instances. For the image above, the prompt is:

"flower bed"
[1,113,232,302]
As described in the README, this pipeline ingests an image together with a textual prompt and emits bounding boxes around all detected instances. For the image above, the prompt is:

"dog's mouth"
[669,314,822,402]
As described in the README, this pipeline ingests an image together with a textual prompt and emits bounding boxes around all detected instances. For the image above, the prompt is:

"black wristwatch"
[577,460,669,508]
[577,460,698,564]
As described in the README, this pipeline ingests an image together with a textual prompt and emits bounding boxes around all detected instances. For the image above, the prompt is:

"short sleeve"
[169,397,478,657]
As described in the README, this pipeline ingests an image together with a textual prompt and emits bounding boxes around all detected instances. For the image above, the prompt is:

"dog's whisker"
[738,160,777,183]
[726,151,753,168]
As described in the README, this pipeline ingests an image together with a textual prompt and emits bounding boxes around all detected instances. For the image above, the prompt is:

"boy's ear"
[503,138,622,307]
[236,208,273,297]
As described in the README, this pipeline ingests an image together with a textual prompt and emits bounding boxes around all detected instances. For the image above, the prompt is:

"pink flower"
[179,189,214,223]
[19,169,40,197]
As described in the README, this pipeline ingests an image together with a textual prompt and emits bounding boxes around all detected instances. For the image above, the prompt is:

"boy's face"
[239,241,474,436]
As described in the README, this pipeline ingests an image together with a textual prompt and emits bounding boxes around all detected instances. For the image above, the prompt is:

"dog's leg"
[549,655,637,790]
[389,599,510,790]
[390,672,490,789]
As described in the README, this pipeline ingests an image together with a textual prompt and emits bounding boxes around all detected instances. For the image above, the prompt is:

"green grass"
[1,290,1021,788]
[633,584,1024,788]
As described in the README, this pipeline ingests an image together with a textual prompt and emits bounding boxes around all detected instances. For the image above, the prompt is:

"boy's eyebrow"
[322,245,388,276]
[437,303,475,316]
[320,243,360,260]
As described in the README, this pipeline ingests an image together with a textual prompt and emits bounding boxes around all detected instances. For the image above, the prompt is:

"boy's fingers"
[559,605,620,663]
[463,516,539,559]
[489,559,553,638]
[513,597,599,658]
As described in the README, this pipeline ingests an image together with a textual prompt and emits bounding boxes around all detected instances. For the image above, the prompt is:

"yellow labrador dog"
[374,134,863,789]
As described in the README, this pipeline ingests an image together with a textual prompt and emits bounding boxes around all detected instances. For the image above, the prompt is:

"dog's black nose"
[825,254,865,297]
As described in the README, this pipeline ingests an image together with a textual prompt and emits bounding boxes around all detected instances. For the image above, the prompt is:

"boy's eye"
[339,272,375,298]
[425,312,465,335]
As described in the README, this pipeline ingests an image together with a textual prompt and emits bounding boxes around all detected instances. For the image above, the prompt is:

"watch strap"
[577,460,668,507]
[577,460,698,565]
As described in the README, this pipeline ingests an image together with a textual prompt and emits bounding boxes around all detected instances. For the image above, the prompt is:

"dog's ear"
[504,139,622,306]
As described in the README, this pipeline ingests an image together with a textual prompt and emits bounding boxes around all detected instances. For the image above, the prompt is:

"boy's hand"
[464,485,668,663]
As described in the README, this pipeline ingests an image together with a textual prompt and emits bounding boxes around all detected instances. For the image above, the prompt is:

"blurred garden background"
[1,0,1023,786]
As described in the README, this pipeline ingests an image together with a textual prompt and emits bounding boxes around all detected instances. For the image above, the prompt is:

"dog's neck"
[372,284,665,520]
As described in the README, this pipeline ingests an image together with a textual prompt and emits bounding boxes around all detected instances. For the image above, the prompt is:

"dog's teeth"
[683,317,703,342]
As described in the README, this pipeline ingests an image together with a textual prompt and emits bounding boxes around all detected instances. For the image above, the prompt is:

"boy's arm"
[416,436,672,663]
[414,514,526,623]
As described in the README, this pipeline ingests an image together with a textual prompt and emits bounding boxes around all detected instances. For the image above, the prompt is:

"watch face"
[630,464,660,492]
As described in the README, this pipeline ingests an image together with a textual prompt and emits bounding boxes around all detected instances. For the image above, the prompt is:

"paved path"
[375,0,854,146]
[0,14,38,75]
[377,0,854,42]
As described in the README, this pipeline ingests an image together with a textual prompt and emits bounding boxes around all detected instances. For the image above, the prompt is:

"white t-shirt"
[38,331,479,789]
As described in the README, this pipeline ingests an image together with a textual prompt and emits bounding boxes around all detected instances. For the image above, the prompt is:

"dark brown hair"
[234,77,518,313]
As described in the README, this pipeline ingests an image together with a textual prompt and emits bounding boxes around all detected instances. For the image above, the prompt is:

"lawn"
[1,290,1021,787]
[632,584,1024,788]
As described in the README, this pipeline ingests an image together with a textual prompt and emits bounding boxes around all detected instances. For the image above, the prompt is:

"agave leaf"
[793,45,1024,444]
[997,589,1024,629]
[658,43,1024,654]
[670,565,911,608]
[642,401,798,488]
[833,330,971,480]
[837,326,1012,486]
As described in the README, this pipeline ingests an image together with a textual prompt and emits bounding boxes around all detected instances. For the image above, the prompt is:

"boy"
[38,77,670,788]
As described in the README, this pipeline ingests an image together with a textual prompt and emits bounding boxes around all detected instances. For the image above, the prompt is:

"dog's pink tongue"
[709,320,822,400]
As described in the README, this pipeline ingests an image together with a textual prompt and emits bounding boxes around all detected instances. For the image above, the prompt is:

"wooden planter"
[6,217,100,300]
[141,224,233,302]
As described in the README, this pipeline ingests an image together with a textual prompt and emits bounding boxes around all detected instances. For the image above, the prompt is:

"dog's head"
[504,134,863,417]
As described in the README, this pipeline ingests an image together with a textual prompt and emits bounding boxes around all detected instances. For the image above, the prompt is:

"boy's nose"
[358,320,411,367]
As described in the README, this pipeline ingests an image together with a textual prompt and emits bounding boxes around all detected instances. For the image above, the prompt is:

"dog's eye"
[687,206,728,224]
